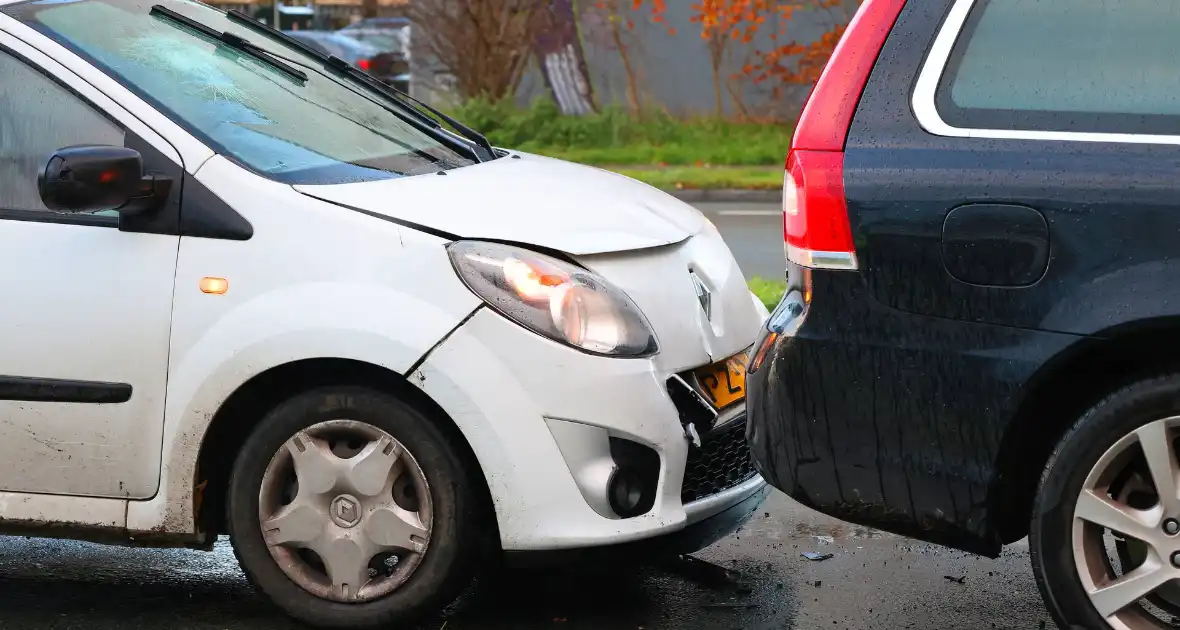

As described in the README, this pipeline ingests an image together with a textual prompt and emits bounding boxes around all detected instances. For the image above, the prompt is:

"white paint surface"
[0,18,766,553]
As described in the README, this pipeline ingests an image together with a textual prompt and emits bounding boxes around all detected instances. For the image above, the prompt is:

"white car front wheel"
[227,386,485,629]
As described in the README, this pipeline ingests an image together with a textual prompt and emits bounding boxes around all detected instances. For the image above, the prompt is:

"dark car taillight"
[357,58,372,71]
[783,0,907,272]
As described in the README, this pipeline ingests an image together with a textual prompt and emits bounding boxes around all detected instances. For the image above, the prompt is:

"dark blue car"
[746,1,1180,628]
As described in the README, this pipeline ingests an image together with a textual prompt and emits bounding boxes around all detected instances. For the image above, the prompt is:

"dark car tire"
[226,386,486,629]
[1031,374,1180,630]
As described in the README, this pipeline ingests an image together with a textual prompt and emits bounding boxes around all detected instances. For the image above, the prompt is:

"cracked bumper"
[412,306,765,552]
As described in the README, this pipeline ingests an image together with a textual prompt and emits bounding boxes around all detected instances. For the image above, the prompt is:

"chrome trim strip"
[683,474,766,524]
[668,374,718,421]
[786,244,859,271]
[913,0,1180,146]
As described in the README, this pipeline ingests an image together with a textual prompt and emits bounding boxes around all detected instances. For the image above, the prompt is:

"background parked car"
[282,30,378,71]
[282,29,408,93]
[337,18,411,93]
[340,16,410,33]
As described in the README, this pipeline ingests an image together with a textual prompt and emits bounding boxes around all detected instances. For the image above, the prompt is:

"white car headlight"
[447,241,659,357]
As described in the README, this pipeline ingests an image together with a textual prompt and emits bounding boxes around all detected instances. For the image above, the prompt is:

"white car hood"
[294,153,705,255]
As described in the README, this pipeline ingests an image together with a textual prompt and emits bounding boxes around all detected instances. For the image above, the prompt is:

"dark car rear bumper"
[745,268,1080,557]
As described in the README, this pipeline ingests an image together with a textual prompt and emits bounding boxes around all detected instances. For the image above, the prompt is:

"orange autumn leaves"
[592,0,675,34]
[635,0,850,88]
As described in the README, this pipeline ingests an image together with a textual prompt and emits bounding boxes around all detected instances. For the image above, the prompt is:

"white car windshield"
[3,0,479,184]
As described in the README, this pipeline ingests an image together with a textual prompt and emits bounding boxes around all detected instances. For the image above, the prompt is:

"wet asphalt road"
[694,201,783,280]
[0,491,1054,630]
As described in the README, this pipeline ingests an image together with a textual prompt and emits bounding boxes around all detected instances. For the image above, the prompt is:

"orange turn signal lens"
[749,331,779,374]
[199,277,229,295]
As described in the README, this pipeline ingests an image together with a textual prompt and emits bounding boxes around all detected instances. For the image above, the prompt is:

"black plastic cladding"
[682,419,758,504]
[113,131,251,241]
[746,0,1180,556]
[119,132,182,235]
[177,174,253,241]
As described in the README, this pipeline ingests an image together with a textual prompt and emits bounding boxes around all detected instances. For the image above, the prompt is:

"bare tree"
[410,0,551,101]
[599,0,642,114]
[580,0,672,115]
[704,28,730,118]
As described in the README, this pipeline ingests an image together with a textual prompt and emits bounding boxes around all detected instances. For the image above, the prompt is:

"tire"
[1031,374,1180,630]
[227,386,485,629]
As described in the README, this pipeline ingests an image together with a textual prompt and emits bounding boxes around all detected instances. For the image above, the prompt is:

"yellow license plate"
[693,351,749,410]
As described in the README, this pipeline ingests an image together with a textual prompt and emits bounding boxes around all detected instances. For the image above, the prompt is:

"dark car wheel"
[1032,375,1180,630]
[226,386,485,629]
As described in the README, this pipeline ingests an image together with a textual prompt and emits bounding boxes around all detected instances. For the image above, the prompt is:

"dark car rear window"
[936,0,1180,135]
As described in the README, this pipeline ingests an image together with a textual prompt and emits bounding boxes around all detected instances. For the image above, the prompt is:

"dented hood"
[294,152,705,255]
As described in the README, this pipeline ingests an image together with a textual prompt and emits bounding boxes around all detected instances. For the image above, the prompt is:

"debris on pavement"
[661,555,743,590]
[700,602,760,610]
[944,575,967,584]
[800,552,834,562]
[812,535,835,546]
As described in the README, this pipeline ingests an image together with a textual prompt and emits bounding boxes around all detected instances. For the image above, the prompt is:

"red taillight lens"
[784,150,854,268]
[783,0,906,270]
[357,58,372,71]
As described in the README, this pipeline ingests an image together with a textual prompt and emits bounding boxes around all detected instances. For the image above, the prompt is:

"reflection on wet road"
[0,492,1054,629]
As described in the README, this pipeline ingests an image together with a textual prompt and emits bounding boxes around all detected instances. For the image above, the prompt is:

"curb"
[667,189,781,203]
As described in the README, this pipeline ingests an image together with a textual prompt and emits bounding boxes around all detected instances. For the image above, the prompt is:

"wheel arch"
[194,357,497,545]
[991,317,1180,544]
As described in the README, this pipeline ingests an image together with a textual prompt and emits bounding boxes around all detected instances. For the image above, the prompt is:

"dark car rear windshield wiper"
[150,5,308,83]
[224,9,496,162]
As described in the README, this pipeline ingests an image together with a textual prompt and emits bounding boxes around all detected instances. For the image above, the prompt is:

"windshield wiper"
[150,5,308,83]
[378,81,497,161]
[225,9,496,162]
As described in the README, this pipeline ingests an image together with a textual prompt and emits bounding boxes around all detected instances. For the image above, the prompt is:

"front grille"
[681,417,758,504]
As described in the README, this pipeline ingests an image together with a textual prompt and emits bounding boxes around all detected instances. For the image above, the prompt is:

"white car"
[0,0,769,627]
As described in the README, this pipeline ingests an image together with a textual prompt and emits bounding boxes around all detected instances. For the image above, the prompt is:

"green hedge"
[451,99,792,167]
[749,277,787,310]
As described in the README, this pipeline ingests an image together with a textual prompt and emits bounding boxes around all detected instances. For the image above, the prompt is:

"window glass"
[4,0,476,185]
[0,50,124,213]
[285,32,333,57]
[342,27,408,55]
[937,0,1180,134]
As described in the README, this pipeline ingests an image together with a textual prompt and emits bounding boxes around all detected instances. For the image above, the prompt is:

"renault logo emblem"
[690,271,712,321]
[330,494,362,529]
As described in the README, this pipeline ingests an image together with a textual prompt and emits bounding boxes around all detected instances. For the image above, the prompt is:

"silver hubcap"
[330,495,363,528]
[1074,416,1180,628]
[258,420,432,603]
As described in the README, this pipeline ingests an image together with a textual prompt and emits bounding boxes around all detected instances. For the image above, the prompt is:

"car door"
[0,37,180,499]
[845,0,1180,334]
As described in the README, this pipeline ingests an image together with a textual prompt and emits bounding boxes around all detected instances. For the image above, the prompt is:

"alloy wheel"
[1073,416,1180,628]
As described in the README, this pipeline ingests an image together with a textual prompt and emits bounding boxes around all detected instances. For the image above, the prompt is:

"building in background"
[524,0,858,119]
[197,0,854,119]
[203,0,408,30]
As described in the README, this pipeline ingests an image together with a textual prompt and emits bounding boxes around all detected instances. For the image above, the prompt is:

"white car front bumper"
[410,305,768,553]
